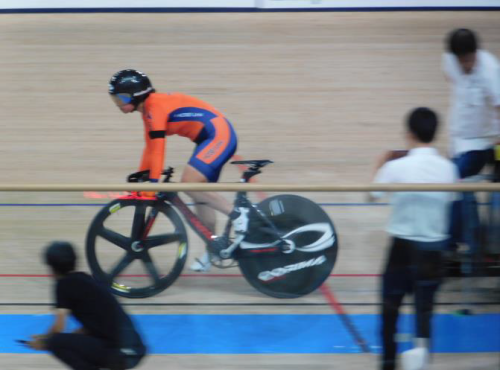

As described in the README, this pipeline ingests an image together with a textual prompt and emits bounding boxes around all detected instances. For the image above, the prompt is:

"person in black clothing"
[28,241,146,370]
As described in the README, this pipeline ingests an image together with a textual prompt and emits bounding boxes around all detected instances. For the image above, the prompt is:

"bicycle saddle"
[231,160,273,168]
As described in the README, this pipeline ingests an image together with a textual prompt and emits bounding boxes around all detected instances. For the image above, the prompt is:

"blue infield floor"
[1,314,499,354]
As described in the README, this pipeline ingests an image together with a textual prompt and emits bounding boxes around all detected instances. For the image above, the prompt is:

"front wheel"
[86,198,188,298]
[237,194,338,298]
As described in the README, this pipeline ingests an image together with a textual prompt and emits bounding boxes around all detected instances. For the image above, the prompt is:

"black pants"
[47,333,124,370]
[380,237,444,370]
[449,148,495,249]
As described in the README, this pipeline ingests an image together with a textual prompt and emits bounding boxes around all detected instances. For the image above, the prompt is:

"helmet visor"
[111,93,133,106]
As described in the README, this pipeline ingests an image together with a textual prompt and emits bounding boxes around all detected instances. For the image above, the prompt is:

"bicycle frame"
[121,200,284,265]
[165,193,215,243]
[120,192,215,244]
[123,190,283,255]
[121,161,284,259]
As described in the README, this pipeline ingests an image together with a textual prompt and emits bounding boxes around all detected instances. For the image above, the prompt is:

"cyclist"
[109,69,248,272]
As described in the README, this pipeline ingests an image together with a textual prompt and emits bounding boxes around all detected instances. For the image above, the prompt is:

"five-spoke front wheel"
[86,199,188,298]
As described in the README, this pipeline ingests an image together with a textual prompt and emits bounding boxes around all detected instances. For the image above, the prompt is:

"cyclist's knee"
[181,164,210,183]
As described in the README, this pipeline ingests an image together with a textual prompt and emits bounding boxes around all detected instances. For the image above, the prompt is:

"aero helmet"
[109,69,155,108]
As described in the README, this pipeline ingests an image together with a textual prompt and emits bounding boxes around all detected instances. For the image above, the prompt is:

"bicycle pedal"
[209,236,231,258]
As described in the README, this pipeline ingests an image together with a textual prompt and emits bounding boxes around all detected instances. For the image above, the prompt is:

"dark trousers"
[380,237,444,370]
[47,333,124,370]
[449,149,495,251]
[454,149,494,179]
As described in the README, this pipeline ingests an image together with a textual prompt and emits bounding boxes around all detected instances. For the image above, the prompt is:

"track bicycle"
[86,160,338,298]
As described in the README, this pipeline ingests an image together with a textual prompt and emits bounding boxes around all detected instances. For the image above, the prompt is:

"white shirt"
[373,147,458,242]
[442,50,500,155]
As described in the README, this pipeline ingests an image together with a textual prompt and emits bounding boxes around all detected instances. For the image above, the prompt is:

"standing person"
[27,241,146,370]
[371,108,458,370]
[443,28,500,168]
[109,69,247,272]
[442,29,500,250]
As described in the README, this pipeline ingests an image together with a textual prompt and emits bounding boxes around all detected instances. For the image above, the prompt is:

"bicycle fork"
[142,208,159,239]
[129,205,159,253]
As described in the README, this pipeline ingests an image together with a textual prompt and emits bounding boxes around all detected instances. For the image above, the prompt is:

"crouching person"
[28,241,146,370]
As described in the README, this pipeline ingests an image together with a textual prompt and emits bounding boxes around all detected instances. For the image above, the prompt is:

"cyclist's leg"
[185,118,238,216]
[182,166,231,272]
[185,119,238,271]
[181,164,232,229]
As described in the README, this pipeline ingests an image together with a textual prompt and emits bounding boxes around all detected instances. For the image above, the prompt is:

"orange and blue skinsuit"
[139,93,237,182]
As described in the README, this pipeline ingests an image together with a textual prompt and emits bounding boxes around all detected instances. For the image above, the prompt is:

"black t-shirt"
[55,272,131,346]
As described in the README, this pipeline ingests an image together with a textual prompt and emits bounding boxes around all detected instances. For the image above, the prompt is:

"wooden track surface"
[0,10,499,369]
[1,353,499,370]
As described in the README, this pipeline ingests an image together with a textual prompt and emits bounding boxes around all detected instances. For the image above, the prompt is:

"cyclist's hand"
[127,170,150,183]
[139,191,156,198]
[139,178,158,198]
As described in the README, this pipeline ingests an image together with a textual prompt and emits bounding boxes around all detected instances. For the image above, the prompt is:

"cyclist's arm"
[141,100,168,181]
[139,137,151,172]
[145,132,166,182]
[139,133,166,182]
[139,131,158,173]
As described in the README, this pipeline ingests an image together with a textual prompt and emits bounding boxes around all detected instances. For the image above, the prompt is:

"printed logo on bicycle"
[258,255,327,283]
[240,223,335,253]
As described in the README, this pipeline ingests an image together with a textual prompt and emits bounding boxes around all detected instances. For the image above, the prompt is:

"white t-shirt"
[372,147,458,242]
[442,50,500,155]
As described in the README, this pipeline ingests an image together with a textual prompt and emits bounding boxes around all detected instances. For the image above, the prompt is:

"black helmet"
[44,241,77,275]
[109,69,155,108]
